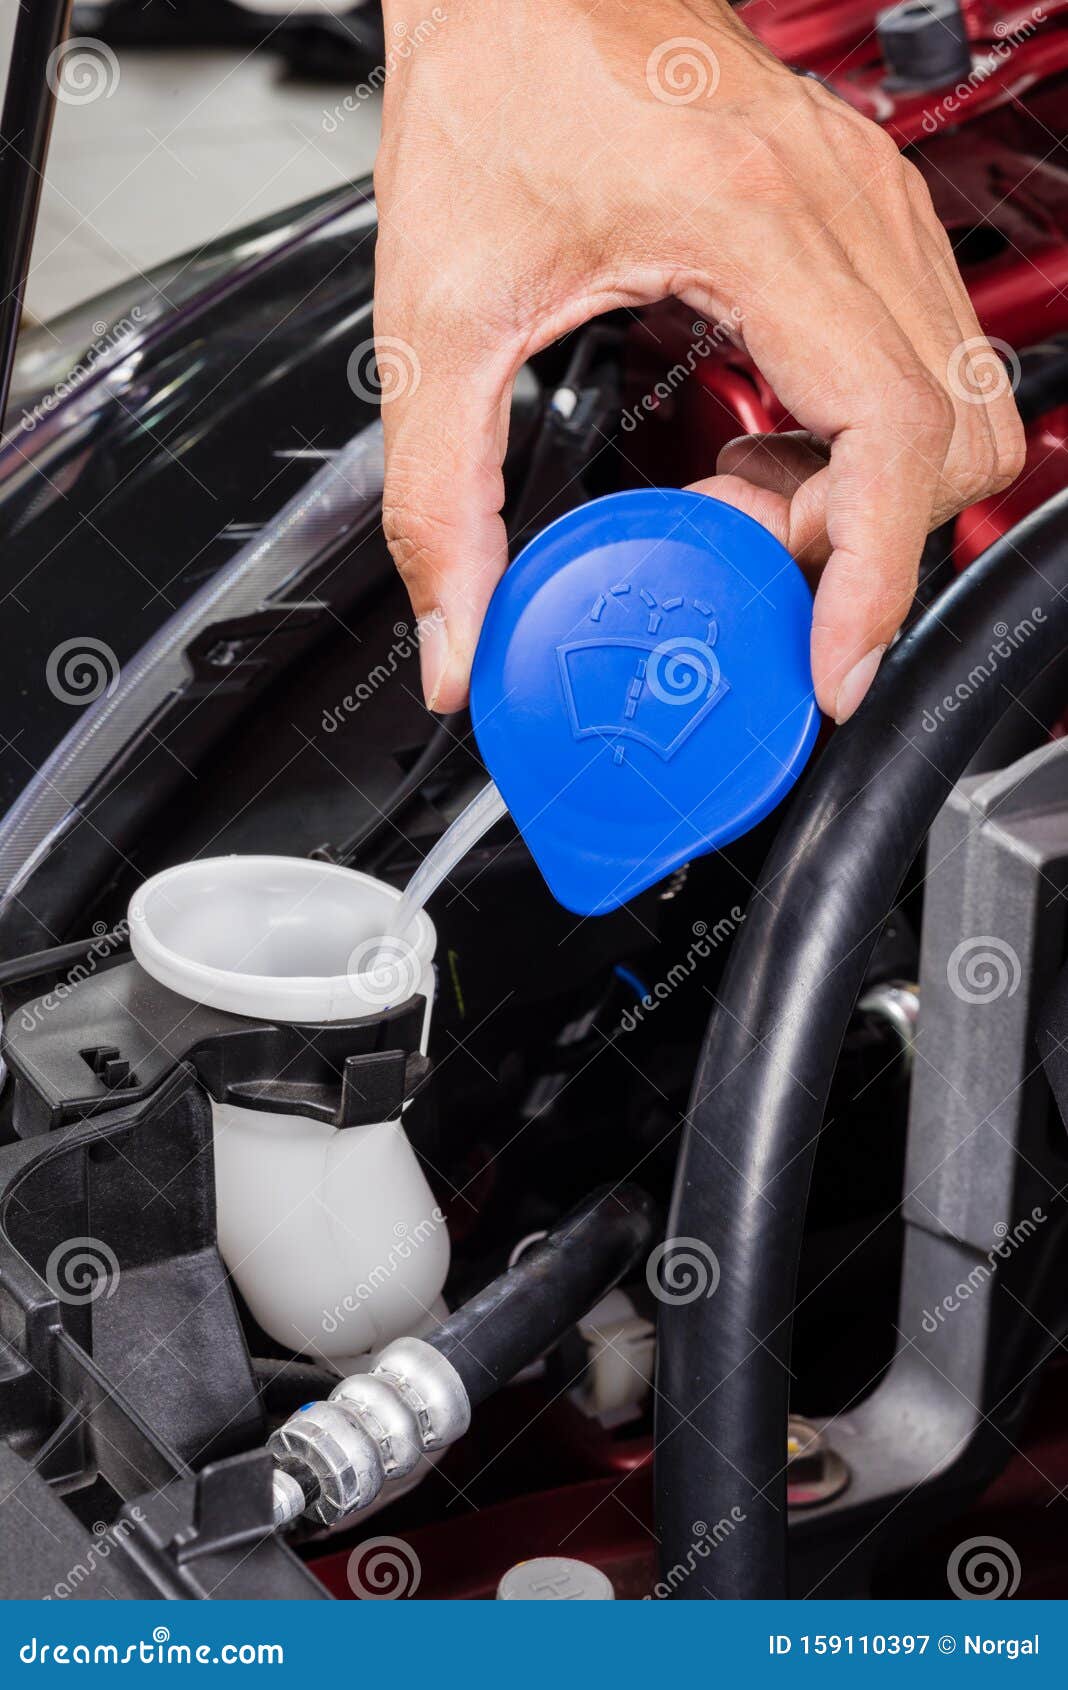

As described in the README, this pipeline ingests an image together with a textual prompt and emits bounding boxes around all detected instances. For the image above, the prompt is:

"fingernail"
[418,606,449,711]
[834,644,886,724]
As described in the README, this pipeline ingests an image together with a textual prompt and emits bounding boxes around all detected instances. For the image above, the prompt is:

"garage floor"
[0,4,379,325]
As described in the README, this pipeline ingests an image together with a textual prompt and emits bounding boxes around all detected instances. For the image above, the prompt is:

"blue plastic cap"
[470,488,819,917]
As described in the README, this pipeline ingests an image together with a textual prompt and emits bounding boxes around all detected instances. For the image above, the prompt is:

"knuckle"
[381,519,435,604]
[992,408,1027,488]
[953,447,999,506]
[380,491,455,602]
[818,101,900,176]
[863,124,903,174]
[901,155,936,215]
[896,367,956,443]
[945,407,1026,507]
[953,405,1026,502]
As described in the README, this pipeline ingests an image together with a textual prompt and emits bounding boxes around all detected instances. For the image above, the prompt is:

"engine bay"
[0,0,1067,1603]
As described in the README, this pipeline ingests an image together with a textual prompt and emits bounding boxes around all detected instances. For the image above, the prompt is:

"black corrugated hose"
[656,487,1068,1598]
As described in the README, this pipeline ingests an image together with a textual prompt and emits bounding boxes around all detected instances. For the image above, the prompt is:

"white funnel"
[128,855,448,1367]
[129,854,436,1023]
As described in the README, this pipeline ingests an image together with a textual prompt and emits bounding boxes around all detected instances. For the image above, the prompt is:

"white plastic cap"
[128,855,435,1023]
[496,1557,615,1600]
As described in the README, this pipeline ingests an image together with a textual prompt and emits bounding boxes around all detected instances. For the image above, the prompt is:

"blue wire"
[614,963,650,1004]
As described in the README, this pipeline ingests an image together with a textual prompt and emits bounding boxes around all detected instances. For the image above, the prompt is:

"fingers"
[379,337,515,713]
[837,154,1013,522]
[712,432,830,569]
[903,170,1025,499]
[685,459,830,587]
[736,265,954,721]
[810,388,946,722]
[716,431,828,496]
[702,108,1020,722]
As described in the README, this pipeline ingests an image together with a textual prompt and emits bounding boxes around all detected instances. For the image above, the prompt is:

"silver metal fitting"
[329,1372,422,1480]
[271,1467,307,1530]
[370,1336,471,1451]
[268,1337,470,1530]
[268,1400,385,1527]
[858,980,920,1069]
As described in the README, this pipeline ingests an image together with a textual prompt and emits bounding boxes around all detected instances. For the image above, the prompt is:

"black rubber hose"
[656,487,1068,1599]
[252,1356,339,1419]
[0,934,128,991]
[1014,335,1068,423]
[430,1184,656,1407]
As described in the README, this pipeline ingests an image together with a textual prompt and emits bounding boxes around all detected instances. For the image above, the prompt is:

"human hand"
[373,0,1024,721]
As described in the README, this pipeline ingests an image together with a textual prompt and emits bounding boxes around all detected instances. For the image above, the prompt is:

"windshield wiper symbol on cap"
[556,584,730,764]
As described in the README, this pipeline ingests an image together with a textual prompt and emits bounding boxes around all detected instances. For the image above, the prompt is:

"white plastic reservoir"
[128,855,449,1368]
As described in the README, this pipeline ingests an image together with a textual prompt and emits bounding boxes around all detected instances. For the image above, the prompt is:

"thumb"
[379,336,513,713]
